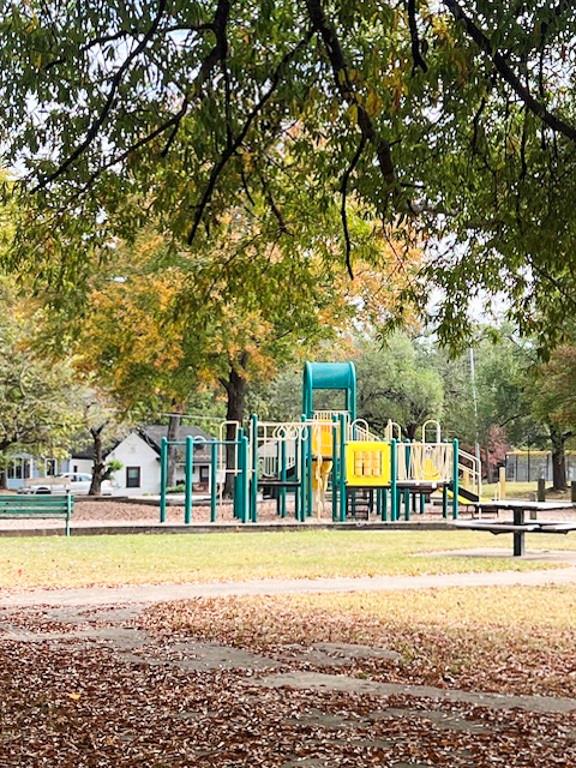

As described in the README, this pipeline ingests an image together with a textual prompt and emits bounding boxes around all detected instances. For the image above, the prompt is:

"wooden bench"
[0,494,74,536]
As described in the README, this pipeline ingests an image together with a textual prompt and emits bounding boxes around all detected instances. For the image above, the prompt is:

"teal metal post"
[294,438,300,521]
[338,413,347,522]
[279,439,287,518]
[390,438,398,521]
[159,437,168,523]
[306,422,313,518]
[403,488,410,521]
[210,441,218,523]
[299,420,307,522]
[250,414,258,524]
[65,492,72,536]
[442,484,448,518]
[242,433,251,523]
[382,488,388,521]
[452,438,459,519]
[184,435,193,524]
[419,492,426,515]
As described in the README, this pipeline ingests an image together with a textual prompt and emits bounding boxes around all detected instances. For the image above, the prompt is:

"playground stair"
[347,489,372,520]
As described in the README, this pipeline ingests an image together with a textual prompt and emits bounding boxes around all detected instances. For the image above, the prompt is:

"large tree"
[72,214,416,491]
[1,2,576,348]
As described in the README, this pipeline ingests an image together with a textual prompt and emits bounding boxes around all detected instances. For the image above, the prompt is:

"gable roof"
[70,424,215,462]
[137,424,214,453]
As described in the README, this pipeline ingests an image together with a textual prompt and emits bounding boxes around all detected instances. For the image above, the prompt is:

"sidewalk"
[2,565,576,608]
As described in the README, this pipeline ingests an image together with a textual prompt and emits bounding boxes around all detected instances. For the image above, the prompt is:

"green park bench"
[0,494,74,536]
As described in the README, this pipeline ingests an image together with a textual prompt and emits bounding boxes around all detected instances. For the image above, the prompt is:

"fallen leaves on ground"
[142,591,576,699]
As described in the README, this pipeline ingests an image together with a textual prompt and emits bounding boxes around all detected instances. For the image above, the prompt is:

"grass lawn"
[1,529,575,589]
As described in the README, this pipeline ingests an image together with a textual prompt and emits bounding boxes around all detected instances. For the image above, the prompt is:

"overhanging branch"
[443,0,576,143]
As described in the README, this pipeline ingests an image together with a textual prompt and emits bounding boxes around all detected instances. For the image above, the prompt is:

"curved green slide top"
[302,362,357,419]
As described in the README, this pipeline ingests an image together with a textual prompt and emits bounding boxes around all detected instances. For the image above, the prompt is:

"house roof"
[137,424,215,463]
[71,424,216,463]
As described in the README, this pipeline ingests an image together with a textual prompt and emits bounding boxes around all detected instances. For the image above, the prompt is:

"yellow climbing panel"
[346,441,391,487]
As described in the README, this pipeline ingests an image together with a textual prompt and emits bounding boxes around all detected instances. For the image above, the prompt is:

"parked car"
[19,472,113,496]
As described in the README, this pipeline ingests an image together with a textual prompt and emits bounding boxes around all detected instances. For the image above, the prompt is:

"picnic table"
[453,500,576,557]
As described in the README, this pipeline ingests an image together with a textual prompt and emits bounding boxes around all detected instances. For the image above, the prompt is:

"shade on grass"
[1,529,574,589]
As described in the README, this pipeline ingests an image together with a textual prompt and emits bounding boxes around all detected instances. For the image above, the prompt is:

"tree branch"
[407,0,427,74]
[305,0,396,186]
[32,0,169,192]
[443,0,576,143]
[340,135,367,279]
[187,32,313,245]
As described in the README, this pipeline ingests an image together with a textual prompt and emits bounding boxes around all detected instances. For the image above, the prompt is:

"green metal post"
[294,438,300,521]
[250,414,258,524]
[280,439,287,518]
[299,420,307,522]
[403,488,410,521]
[184,435,193,524]
[338,413,347,522]
[210,441,217,523]
[452,438,459,519]
[65,492,72,536]
[160,437,168,523]
[236,430,248,523]
[419,492,426,515]
[442,484,448,518]
[390,438,398,521]
[306,421,313,518]
[382,487,388,521]
[241,433,251,523]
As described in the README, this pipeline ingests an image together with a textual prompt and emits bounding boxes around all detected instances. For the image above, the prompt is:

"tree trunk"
[166,412,182,488]
[223,367,247,498]
[88,425,106,496]
[550,425,568,491]
[0,470,7,490]
[405,423,418,440]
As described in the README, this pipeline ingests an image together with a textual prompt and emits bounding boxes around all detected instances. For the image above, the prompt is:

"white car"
[20,472,113,496]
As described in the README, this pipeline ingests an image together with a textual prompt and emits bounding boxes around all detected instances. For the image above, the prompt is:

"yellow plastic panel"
[346,441,391,487]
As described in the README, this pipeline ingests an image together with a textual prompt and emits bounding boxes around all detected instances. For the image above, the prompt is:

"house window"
[200,466,209,482]
[45,459,57,476]
[126,466,141,489]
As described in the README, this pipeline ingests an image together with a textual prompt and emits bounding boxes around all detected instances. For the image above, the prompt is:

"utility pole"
[468,347,482,470]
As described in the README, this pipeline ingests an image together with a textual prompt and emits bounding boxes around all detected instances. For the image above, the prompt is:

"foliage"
[1,2,576,348]
[355,333,444,438]
[0,278,83,476]
[72,216,418,424]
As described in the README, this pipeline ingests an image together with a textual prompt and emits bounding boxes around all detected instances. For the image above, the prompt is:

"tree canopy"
[1,1,576,348]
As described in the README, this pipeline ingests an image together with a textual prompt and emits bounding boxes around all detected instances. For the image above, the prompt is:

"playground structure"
[159,362,481,524]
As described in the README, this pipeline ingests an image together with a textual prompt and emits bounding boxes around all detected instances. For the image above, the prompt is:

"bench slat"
[0,495,73,535]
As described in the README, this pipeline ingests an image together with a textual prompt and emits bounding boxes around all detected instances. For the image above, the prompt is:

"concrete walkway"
[2,565,576,608]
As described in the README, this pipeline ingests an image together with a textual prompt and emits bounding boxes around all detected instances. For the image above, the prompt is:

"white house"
[6,424,215,496]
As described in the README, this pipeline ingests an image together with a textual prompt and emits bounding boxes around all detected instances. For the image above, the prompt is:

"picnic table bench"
[453,500,576,556]
[0,494,74,536]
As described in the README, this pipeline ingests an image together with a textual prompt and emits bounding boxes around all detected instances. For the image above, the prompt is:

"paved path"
[2,565,576,608]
